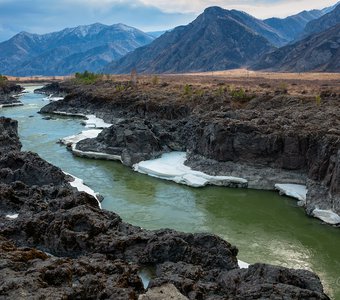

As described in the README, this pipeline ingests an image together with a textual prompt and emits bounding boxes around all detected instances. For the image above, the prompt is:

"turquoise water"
[1,86,339,299]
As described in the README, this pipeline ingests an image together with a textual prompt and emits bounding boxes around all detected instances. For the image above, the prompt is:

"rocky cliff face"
[1,114,330,298]
[39,80,340,226]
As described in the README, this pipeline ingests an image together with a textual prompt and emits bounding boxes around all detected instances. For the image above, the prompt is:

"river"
[2,85,339,299]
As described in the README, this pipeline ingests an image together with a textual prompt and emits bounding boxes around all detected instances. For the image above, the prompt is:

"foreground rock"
[0,115,330,298]
[39,79,340,226]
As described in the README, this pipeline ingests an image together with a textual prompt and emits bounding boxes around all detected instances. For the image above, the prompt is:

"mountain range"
[0,2,339,75]
[104,7,277,74]
[0,23,154,76]
[107,3,340,74]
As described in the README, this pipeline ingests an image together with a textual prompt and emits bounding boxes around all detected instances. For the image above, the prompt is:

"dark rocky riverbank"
[0,81,24,107]
[38,79,340,226]
[0,114,331,297]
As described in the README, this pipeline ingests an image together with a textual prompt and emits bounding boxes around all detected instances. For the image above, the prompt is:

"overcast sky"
[0,0,338,41]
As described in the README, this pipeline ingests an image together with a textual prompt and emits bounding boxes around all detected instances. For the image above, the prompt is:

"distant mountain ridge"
[263,10,324,42]
[1,2,339,76]
[263,2,339,42]
[105,7,276,74]
[0,23,154,76]
[302,3,340,38]
[252,23,340,72]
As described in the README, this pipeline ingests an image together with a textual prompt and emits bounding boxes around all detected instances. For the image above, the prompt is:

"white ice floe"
[60,129,121,161]
[5,214,19,219]
[0,102,24,109]
[238,260,250,269]
[71,147,122,161]
[24,85,44,93]
[274,184,307,205]
[312,208,340,225]
[52,110,86,118]
[83,114,112,129]
[43,94,64,101]
[59,114,117,160]
[133,152,248,188]
[60,129,102,146]
[64,172,102,208]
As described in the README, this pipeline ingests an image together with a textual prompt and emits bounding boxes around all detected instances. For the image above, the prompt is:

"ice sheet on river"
[83,115,112,129]
[312,209,340,225]
[275,184,307,205]
[133,152,248,188]
[61,129,102,145]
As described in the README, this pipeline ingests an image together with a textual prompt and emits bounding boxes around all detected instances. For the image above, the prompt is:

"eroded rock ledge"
[38,80,340,226]
[0,114,330,298]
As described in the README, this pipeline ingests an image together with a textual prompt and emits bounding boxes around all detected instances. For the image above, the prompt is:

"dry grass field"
[5,69,340,98]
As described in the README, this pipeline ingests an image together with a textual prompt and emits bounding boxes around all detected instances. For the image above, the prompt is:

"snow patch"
[133,152,248,188]
[312,209,340,225]
[6,214,19,219]
[83,114,112,129]
[275,184,307,205]
[238,260,249,269]
[64,172,102,208]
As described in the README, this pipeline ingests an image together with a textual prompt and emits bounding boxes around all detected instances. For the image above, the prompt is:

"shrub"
[74,71,102,84]
[195,89,205,97]
[216,86,226,97]
[276,82,288,94]
[152,75,159,85]
[315,95,321,106]
[183,84,192,96]
[116,84,126,92]
[0,74,8,82]
[230,87,246,99]
[0,74,8,86]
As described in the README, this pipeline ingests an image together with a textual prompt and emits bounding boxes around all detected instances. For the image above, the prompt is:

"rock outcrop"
[0,81,23,106]
[1,115,330,298]
[38,80,340,226]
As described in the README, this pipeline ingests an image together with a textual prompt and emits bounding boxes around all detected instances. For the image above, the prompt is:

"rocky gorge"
[37,76,340,226]
[0,98,332,298]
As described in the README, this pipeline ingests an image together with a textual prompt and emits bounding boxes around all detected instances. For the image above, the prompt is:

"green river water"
[1,86,339,299]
